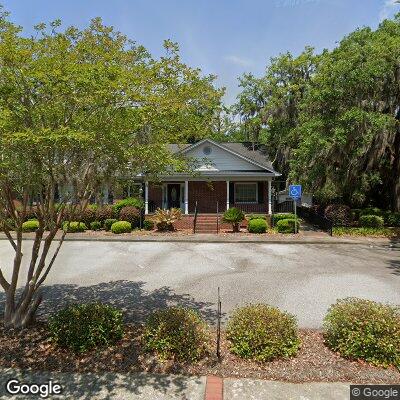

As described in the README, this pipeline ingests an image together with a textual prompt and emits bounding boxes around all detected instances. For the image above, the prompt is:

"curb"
[205,376,223,400]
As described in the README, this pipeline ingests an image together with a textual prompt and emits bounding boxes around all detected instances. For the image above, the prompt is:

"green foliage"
[143,307,210,362]
[248,218,267,233]
[223,207,245,232]
[143,219,155,230]
[62,221,87,233]
[351,209,362,221]
[324,298,400,368]
[324,204,352,226]
[332,227,394,237]
[0,218,15,231]
[113,198,144,217]
[272,213,296,224]
[247,214,267,221]
[22,219,39,232]
[104,218,118,231]
[119,206,140,228]
[226,304,300,362]
[154,208,182,231]
[90,221,102,231]
[49,303,124,353]
[276,218,299,234]
[111,220,132,234]
[385,212,400,227]
[359,215,384,228]
[359,207,383,217]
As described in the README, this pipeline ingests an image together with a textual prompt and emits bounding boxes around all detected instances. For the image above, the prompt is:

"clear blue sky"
[3,0,400,103]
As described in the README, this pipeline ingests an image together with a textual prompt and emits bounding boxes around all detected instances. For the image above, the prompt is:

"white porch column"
[144,181,149,215]
[184,180,189,214]
[268,179,272,215]
[226,180,230,210]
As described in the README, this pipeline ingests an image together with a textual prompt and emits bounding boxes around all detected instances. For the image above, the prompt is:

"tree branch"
[0,267,10,291]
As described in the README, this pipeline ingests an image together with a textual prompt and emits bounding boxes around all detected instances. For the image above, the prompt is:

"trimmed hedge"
[104,218,118,231]
[22,219,39,232]
[49,303,124,353]
[324,298,400,368]
[96,206,114,222]
[90,221,102,231]
[247,214,267,221]
[272,213,296,224]
[276,218,299,234]
[62,221,87,233]
[143,307,210,362]
[79,205,98,226]
[113,197,144,216]
[226,304,300,362]
[143,219,155,230]
[248,218,267,233]
[119,206,140,228]
[359,215,384,228]
[111,221,132,234]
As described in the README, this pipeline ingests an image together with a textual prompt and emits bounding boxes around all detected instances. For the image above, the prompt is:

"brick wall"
[188,181,226,213]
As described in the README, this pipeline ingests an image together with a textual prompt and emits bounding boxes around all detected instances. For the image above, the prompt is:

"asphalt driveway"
[0,241,399,328]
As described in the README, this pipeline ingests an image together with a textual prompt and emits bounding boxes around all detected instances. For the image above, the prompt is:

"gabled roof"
[168,139,280,175]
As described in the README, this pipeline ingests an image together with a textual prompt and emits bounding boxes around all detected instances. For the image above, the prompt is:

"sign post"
[288,185,302,234]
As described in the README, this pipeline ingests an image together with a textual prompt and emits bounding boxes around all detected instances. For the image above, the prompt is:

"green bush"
[248,218,267,233]
[49,303,124,353]
[143,307,210,362]
[119,206,140,228]
[0,218,15,231]
[351,208,362,221]
[111,221,132,234]
[359,215,384,228]
[96,205,115,222]
[332,227,394,237]
[90,221,102,231]
[226,304,300,362]
[113,197,144,216]
[360,207,383,217]
[385,212,400,227]
[247,214,267,221]
[272,213,296,224]
[223,207,245,232]
[62,221,87,233]
[104,218,118,231]
[143,219,155,230]
[22,219,40,232]
[324,298,400,368]
[276,218,299,233]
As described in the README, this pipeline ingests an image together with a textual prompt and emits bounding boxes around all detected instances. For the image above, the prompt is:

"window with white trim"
[234,183,258,203]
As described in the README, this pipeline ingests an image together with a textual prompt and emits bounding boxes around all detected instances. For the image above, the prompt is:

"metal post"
[294,199,297,234]
[144,181,149,215]
[226,180,230,210]
[216,287,221,360]
[268,179,272,215]
[184,180,189,215]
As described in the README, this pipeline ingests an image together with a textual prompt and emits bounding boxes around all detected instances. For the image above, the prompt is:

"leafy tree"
[0,11,222,328]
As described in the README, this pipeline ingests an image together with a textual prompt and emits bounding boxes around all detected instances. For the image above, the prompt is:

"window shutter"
[258,182,264,204]
[229,182,234,204]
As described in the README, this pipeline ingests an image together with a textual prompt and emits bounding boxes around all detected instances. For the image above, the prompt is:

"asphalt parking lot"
[0,241,399,328]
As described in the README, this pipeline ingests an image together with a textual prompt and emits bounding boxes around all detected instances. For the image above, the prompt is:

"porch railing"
[193,201,198,233]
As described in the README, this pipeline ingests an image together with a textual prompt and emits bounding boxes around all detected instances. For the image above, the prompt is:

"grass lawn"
[333,227,399,237]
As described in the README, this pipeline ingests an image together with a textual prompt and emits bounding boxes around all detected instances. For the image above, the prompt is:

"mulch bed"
[1,323,399,383]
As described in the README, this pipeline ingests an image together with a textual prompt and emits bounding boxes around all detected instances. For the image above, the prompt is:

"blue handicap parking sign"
[289,185,302,200]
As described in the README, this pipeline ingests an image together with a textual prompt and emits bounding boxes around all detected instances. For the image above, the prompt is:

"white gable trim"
[179,139,276,174]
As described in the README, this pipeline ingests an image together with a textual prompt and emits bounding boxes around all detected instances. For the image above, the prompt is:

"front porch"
[144,179,272,215]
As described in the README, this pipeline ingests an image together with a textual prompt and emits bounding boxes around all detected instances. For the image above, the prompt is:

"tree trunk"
[392,128,400,212]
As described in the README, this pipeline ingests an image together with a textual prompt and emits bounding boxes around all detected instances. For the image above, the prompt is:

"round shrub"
[143,219,155,230]
[104,218,118,231]
[22,219,40,232]
[78,205,98,226]
[90,221,102,231]
[143,307,210,362]
[223,207,245,232]
[324,204,352,226]
[62,221,87,233]
[272,213,296,224]
[276,218,299,233]
[96,205,114,222]
[359,215,384,228]
[248,218,267,233]
[49,303,124,353]
[247,214,267,221]
[111,221,132,234]
[360,207,383,217]
[324,298,400,368]
[226,304,300,362]
[113,197,144,217]
[119,206,140,228]
[385,212,400,227]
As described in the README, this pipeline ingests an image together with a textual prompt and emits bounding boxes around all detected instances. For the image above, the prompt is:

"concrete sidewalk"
[0,368,354,400]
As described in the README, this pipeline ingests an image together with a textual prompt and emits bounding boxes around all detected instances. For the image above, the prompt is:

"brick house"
[139,139,280,229]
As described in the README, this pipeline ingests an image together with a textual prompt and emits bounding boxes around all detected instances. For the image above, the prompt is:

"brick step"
[196,222,218,226]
